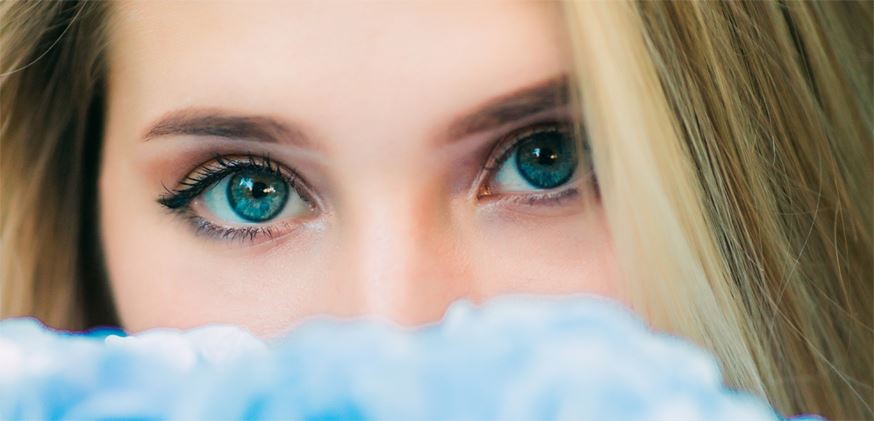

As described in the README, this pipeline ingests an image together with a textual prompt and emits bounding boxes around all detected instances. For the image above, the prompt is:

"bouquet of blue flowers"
[0,295,821,420]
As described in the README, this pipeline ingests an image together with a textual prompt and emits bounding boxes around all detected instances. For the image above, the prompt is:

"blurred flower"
[0,295,821,420]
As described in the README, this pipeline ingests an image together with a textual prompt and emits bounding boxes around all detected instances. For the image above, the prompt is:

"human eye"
[478,122,593,207]
[157,154,318,242]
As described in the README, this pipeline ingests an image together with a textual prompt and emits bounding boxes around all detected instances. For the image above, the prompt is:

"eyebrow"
[447,74,569,139]
[142,109,312,148]
[141,74,570,147]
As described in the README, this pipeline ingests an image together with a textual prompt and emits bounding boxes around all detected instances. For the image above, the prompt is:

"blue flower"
[0,295,820,421]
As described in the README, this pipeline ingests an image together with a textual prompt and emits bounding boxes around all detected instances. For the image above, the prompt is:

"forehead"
[107,1,569,143]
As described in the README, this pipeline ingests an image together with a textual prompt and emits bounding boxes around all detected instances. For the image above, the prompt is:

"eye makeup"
[146,76,589,244]
[155,118,595,245]
[476,120,595,208]
[157,154,319,242]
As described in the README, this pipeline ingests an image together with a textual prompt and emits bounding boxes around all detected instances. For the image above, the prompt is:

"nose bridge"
[342,181,474,326]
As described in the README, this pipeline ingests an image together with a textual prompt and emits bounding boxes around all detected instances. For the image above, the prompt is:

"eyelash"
[157,121,592,242]
[157,155,313,241]
[479,121,591,207]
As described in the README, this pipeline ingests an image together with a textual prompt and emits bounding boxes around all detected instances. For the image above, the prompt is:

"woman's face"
[100,1,624,336]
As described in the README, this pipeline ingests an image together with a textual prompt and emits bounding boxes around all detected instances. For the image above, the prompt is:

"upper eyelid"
[482,122,574,171]
[157,155,298,210]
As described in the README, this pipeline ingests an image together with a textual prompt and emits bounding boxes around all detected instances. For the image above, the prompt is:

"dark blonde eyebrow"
[142,108,313,149]
[141,74,569,148]
[447,74,570,140]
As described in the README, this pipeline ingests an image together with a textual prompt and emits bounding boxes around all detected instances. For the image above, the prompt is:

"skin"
[100,1,626,337]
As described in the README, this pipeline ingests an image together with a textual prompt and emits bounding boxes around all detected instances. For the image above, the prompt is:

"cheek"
[471,206,626,304]
[99,152,332,335]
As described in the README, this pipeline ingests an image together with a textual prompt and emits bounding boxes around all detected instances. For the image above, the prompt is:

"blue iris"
[226,169,289,222]
[514,131,577,189]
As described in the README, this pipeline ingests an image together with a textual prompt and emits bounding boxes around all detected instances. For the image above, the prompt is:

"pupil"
[251,181,269,199]
[534,147,557,166]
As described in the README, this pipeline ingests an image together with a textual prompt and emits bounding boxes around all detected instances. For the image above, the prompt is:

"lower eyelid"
[481,186,580,207]
[181,212,303,244]
[522,187,581,206]
[478,166,597,209]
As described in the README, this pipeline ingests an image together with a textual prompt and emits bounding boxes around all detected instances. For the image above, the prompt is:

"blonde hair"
[2,1,871,418]
[1,2,113,329]
[564,1,872,418]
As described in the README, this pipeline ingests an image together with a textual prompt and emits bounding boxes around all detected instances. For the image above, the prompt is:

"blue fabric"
[0,295,822,420]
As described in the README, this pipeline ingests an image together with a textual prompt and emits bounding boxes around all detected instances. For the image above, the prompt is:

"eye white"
[492,148,536,193]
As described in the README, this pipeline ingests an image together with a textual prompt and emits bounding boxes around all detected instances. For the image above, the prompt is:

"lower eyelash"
[482,169,599,208]
[499,187,580,207]
[184,212,283,242]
